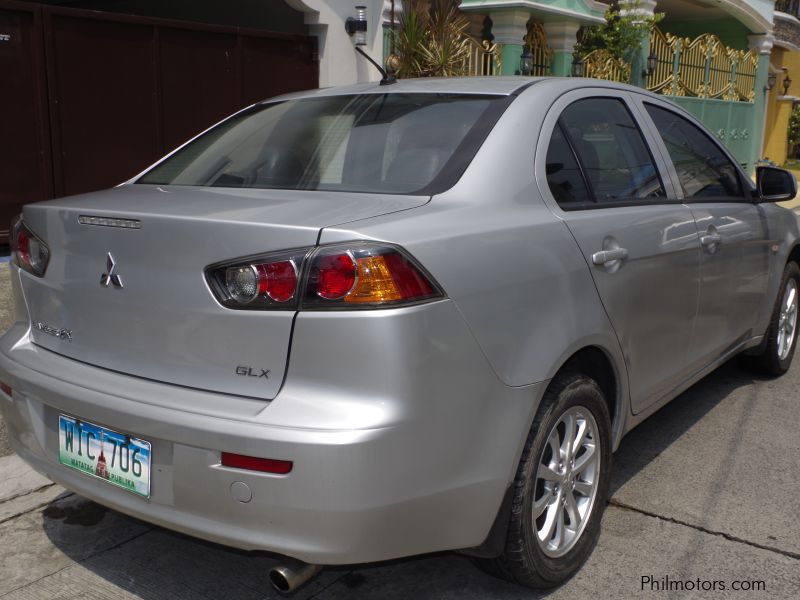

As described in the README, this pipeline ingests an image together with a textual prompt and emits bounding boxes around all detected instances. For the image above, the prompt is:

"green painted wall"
[660,19,750,51]
[501,43,524,75]
[670,97,758,170]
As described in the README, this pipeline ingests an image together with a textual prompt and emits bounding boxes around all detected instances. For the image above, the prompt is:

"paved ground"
[1,264,799,599]
[0,263,13,458]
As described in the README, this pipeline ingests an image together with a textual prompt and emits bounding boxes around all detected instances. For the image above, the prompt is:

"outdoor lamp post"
[765,71,777,93]
[571,56,585,78]
[345,5,368,46]
[642,52,658,79]
[520,47,534,76]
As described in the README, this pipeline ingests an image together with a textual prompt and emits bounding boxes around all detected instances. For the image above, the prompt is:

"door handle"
[592,248,628,265]
[700,233,722,247]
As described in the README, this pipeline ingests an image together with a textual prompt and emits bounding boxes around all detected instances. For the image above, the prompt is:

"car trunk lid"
[20,184,427,398]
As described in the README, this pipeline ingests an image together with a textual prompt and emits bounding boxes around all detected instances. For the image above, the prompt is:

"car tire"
[476,372,612,588]
[746,261,800,377]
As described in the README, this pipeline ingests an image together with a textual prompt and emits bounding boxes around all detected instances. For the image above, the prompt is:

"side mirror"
[756,166,797,202]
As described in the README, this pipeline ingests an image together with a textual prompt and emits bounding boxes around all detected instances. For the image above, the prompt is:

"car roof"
[269,77,542,100]
[265,76,660,103]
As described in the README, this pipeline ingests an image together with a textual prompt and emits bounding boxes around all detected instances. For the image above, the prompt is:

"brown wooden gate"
[0,0,318,241]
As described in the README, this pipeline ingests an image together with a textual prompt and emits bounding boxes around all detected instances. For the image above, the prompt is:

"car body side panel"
[318,90,629,431]
[629,92,800,352]
[749,202,800,336]
[686,202,773,364]
[530,88,704,414]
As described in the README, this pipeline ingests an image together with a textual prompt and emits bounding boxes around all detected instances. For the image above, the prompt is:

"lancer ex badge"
[100,253,123,288]
[36,322,72,342]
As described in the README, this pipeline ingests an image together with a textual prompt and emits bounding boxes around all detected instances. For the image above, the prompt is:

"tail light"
[206,249,308,310]
[206,242,443,310]
[303,243,440,308]
[10,217,50,277]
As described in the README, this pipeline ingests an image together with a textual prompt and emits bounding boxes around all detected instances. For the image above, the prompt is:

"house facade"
[1,0,791,236]
[763,1,800,165]
[288,1,782,172]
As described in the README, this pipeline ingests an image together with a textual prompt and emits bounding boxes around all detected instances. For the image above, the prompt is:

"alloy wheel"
[532,406,601,558]
[777,278,798,361]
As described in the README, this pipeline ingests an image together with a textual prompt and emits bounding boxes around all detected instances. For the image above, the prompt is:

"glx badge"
[100,253,123,288]
[236,366,270,379]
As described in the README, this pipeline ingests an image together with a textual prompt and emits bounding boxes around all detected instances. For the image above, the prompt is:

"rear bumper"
[0,300,545,565]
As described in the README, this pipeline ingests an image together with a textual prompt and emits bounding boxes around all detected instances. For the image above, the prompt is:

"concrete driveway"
[1,261,799,599]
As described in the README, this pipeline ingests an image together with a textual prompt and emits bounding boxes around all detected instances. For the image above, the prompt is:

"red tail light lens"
[206,250,307,310]
[11,217,50,277]
[206,243,442,310]
[316,253,357,299]
[261,261,298,302]
[303,243,442,308]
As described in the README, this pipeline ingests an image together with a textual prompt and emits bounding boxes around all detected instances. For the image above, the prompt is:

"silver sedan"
[1,77,797,591]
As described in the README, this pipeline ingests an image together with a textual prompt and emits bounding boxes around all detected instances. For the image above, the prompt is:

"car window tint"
[545,122,592,206]
[137,94,509,195]
[559,98,665,204]
[645,104,744,199]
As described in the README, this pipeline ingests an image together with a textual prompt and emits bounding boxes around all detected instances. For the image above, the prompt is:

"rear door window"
[548,97,666,208]
[545,123,592,206]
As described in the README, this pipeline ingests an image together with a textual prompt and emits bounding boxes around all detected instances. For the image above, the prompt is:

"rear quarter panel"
[320,84,627,401]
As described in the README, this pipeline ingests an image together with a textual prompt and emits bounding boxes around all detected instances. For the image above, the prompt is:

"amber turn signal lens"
[345,255,402,303]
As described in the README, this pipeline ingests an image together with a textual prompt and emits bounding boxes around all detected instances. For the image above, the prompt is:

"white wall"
[285,0,389,87]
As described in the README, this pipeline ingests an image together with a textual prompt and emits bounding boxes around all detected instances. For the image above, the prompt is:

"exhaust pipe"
[269,559,323,594]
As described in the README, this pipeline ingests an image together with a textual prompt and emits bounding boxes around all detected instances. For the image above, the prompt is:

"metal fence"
[582,49,631,83]
[647,27,757,102]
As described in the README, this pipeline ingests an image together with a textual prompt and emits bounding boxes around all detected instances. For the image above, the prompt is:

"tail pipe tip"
[269,559,323,594]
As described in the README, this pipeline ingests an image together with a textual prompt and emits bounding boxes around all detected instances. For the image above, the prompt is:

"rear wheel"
[477,372,612,588]
[747,262,800,376]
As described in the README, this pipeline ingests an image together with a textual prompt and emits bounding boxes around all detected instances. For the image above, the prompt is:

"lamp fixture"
[520,47,534,76]
[571,56,585,78]
[765,71,777,93]
[642,52,657,79]
[783,74,792,96]
[345,5,367,46]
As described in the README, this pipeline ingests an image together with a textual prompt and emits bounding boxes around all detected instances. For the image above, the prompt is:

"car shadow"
[608,357,767,496]
[36,358,768,600]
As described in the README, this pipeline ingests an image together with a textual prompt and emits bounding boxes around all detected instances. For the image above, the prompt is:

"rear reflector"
[0,381,11,397]
[221,452,293,474]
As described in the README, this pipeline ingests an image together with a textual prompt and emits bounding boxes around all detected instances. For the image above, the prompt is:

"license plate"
[58,414,151,498]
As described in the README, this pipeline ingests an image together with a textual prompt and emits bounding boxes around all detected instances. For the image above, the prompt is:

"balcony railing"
[776,0,800,19]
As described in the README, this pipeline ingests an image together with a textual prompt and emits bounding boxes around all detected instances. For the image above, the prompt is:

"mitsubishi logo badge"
[100,253,123,288]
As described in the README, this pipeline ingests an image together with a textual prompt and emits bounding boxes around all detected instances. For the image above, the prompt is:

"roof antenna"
[345,5,396,85]
[355,46,397,86]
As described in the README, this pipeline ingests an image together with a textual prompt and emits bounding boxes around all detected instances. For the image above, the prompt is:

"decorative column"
[490,9,530,75]
[543,22,581,77]
[620,0,657,88]
[382,0,402,64]
[749,33,775,170]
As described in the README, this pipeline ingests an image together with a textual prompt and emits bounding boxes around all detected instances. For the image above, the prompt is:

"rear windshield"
[137,93,510,195]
